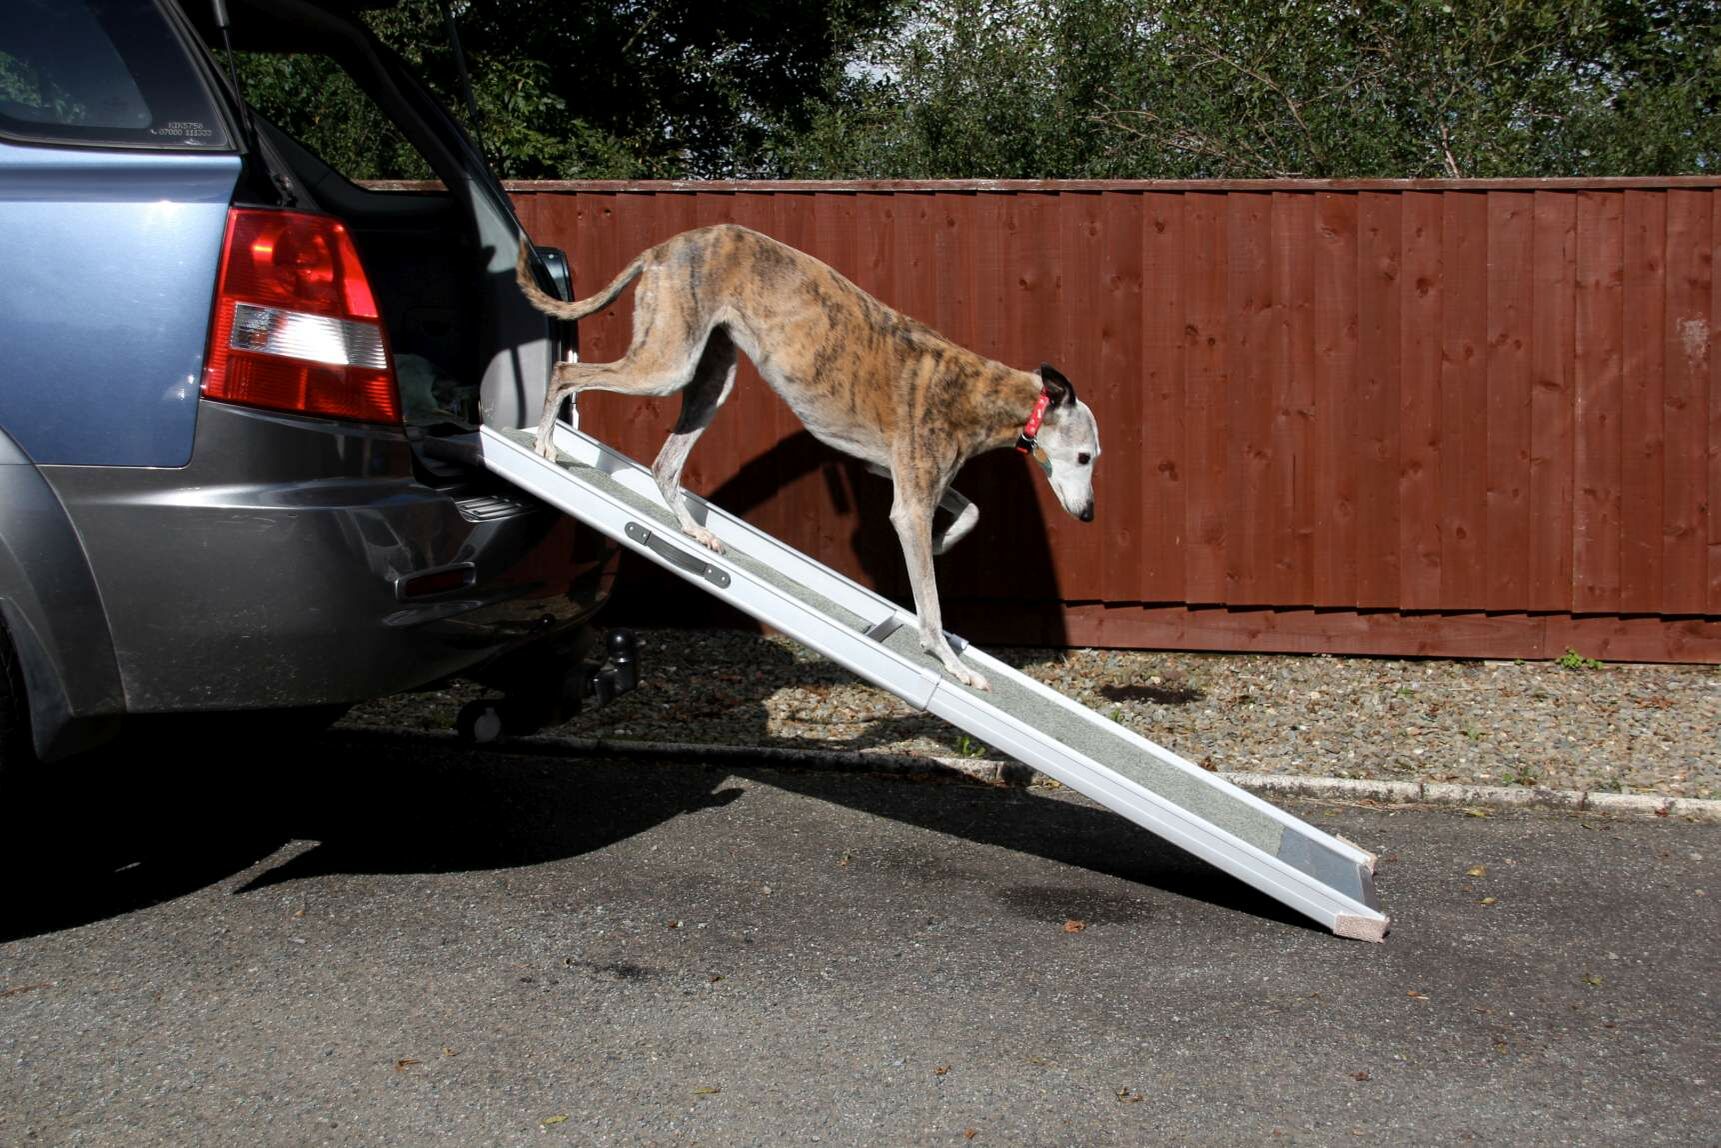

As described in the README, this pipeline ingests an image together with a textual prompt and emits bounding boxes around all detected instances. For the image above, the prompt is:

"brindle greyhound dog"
[515,224,1101,691]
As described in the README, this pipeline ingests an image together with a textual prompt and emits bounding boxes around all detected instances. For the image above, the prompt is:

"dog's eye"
[1077,453,1091,466]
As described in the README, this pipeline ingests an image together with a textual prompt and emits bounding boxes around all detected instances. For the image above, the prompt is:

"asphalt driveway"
[3,733,1716,1145]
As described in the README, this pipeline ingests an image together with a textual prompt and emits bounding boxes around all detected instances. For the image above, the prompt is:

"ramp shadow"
[736,766,1321,935]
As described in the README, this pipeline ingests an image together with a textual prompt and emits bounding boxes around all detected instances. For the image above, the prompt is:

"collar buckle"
[1015,389,1052,454]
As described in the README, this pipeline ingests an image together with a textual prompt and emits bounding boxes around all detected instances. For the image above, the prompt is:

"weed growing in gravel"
[954,734,989,758]
[1556,648,1605,671]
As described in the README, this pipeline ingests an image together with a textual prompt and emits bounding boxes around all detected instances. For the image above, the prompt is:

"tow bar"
[455,628,639,745]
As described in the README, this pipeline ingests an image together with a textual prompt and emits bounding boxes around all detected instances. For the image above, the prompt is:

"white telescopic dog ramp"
[481,421,1389,942]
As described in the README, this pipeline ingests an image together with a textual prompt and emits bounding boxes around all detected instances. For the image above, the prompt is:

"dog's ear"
[1039,363,1076,407]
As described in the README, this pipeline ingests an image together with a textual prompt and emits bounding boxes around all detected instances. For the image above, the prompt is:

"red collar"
[1015,388,1052,453]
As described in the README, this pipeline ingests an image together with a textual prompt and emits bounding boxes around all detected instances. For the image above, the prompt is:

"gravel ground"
[342,627,1720,800]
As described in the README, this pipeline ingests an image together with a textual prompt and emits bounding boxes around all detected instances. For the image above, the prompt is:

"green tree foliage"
[237,0,895,180]
[232,0,1716,180]
[787,0,1720,178]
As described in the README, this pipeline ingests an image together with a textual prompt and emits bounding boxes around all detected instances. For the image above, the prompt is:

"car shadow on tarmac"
[0,733,743,944]
[5,724,1314,944]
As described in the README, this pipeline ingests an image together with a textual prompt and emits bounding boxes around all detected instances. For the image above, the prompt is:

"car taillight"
[202,208,400,424]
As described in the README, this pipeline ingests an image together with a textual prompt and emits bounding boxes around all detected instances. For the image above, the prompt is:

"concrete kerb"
[341,726,1721,823]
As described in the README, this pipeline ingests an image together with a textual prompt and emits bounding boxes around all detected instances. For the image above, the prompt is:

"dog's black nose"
[1079,504,1094,523]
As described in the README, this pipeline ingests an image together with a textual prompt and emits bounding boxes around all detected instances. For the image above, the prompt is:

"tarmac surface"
[3,733,1716,1145]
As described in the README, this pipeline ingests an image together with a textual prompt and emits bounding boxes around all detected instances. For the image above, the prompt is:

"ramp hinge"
[625,522,731,589]
[864,616,906,643]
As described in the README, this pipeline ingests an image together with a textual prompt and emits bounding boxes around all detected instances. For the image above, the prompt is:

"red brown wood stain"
[508,181,1721,662]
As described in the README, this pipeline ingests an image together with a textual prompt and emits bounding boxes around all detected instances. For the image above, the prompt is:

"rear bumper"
[40,401,614,714]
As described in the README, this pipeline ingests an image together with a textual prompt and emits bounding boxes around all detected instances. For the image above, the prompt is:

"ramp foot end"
[1332,913,1390,943]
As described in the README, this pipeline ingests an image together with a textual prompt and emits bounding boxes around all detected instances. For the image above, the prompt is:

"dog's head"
[1028,363,1100,523]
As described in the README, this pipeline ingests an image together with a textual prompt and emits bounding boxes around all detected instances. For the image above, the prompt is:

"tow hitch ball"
[456,628,639,746]
[588,628,639,705]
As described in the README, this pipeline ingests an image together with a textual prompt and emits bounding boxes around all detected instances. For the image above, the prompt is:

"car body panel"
[0,426,125,760]
[0,140,240,467]
[38,401,610,712]
[0,0,611,763]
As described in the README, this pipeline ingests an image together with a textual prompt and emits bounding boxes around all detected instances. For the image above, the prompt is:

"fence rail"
[508,181,1721,662]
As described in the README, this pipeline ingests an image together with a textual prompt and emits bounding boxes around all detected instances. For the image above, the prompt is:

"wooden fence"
[508,179,1721,662]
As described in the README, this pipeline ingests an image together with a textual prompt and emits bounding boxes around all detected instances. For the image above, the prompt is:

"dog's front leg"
[930,486,980,556]
[889,491,989,692]
[867,464,979,556]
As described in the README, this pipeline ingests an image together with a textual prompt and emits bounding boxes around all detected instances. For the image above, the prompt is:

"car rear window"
[0,0,230,150]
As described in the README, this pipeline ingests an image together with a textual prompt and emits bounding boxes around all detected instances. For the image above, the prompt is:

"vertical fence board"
[1664,190,1713,613]
[1141,192,1187,602]
[1099,191,1146,602]
[1621,190,1667,613]
[1226,194,1276,605]
[1440,192,1489,610]
[1573,192,1624,613]
[1530,191,1578,611]
[1400,192,1444,610]
[1004,193,1061,602]
[1356,192,1402,608]
[1712,191,1721,614]
[1055,193,1108,600]
[969,193,1010,364]
[1312,192,1359,607]
[933,191,972,351]
[1487,192,1535,611]
[1183,193,1229,604]
[1276,192,1317,606]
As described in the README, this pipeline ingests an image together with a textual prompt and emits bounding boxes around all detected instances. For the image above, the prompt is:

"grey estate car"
[0,0,618,773]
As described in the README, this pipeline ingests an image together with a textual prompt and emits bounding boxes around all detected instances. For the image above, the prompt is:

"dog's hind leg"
[649,328,738,552]
[888,468,989,691]
[530,265,703,459]
[532,355,698,460]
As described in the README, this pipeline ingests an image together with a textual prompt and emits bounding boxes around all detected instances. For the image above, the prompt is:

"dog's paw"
[685,525,726,554]
[948,662,990,692]
[533,438,558,462]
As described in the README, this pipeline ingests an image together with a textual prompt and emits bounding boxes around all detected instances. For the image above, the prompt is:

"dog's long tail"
[515,239,646,322]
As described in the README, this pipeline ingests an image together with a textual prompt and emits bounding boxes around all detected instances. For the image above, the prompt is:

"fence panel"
[507,179,1721,661]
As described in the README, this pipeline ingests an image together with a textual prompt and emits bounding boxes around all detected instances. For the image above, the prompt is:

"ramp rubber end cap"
[1333,913,1390,944]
